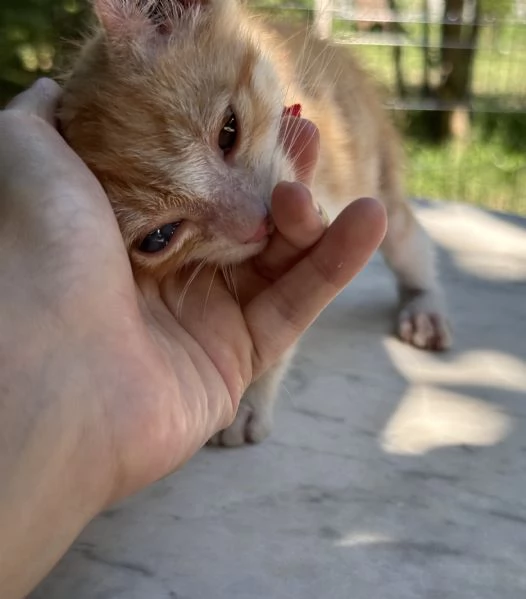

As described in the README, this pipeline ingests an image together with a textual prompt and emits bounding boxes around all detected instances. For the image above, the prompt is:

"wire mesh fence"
[250,0,526,213]
[0,0,524,212]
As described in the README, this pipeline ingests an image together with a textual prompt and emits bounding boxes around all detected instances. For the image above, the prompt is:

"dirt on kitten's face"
[59,0,294,276]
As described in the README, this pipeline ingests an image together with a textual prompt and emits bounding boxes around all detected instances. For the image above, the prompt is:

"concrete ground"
[31,202,526,599]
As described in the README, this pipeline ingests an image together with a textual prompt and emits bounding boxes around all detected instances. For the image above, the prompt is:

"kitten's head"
[60,0,293,275]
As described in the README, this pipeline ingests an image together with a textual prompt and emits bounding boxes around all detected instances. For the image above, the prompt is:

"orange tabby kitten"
[59,0,451,446]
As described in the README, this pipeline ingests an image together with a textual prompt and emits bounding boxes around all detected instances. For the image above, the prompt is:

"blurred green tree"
[0,0,90,105]
[421,0,513,140]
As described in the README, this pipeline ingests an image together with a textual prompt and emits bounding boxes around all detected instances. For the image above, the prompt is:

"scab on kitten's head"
[59,0,293,276]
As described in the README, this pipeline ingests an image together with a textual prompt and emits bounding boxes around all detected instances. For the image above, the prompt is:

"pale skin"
[0,79,387,599]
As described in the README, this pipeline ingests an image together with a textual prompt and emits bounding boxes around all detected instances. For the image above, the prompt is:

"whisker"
[281,382,293,404]
[230,264,240,306]
[283,118,319,172]
[176,258,206,320]
[202,264,218,318]
[222,265,232,296]
[221,264,240,306]
[283,28,341,134]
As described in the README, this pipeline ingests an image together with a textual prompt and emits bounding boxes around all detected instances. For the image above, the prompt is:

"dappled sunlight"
[416,203,526,281]
[385,342,526,393]
[380,384,511,456]
[335,531,395,549]
[379,341,523,456]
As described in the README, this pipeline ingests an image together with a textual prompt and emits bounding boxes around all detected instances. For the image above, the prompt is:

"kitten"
[59,0,451,446]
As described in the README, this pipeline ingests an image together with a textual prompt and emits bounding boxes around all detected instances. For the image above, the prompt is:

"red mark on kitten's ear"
[283,104,302,118]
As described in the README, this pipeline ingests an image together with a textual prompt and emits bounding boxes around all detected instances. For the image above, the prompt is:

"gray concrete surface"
[31,202,526,599]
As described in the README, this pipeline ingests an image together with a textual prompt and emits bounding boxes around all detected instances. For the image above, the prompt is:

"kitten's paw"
[208,403,272,448]
[397,291,452,351]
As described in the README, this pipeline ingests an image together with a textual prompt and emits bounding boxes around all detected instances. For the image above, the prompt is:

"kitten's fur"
[59,0,451,446]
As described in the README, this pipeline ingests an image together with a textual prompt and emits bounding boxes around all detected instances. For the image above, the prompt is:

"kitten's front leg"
[208,348,295,447]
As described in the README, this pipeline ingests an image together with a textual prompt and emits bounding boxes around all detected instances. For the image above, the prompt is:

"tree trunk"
[435,0,480,140]
[421,0,431,97]
[387,0,407,97]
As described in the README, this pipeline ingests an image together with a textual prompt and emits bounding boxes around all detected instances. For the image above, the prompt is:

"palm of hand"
[132,178,327,476]
[0,79,385,504]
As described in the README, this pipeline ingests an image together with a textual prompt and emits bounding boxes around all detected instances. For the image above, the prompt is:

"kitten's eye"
[139,222,181,254]
[218,108,237,155]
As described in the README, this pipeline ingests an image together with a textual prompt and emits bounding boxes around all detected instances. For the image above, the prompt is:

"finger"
[254,181,328,279]
[280,117,320,187]
[246,197,387,376]
[5,78,61,125]
[272,182,330,248]
[258,118,322,278]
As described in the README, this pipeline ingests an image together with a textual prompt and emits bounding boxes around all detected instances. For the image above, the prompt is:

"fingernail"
[32,77,61,101]
[32,78,52,93]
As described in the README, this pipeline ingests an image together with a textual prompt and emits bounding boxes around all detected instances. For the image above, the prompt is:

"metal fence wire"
[250,0,526,213]
[0,0,524,212]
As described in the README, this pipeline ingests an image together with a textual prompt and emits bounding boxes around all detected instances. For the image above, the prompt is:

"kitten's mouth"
[243,217,272,244]
[223,217,274,264]
[214,238,269,267]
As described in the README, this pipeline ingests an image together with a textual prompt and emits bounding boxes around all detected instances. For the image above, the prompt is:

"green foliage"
[406,121,526,215]
[0,0,90,105]
[248,0,313,22]
[479,0,513,19]
[0,0,524,213]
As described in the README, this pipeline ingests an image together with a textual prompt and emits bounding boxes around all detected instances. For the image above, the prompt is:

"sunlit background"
[1,0,525,214]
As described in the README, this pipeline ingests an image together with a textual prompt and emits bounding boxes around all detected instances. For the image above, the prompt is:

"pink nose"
[243,218,270,244]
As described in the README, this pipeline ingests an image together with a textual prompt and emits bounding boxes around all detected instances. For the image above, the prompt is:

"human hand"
[0,79,386,598]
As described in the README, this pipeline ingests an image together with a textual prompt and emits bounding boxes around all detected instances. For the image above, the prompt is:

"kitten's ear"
[94,0,209,38]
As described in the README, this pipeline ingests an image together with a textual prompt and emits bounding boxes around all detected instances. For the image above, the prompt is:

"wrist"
[0,326,114,598]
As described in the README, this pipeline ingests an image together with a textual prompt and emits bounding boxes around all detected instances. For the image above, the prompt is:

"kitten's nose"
[243,216,272,244]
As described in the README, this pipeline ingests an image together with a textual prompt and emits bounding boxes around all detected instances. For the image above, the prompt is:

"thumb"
[5,78,62,125]
[246,197,387,377]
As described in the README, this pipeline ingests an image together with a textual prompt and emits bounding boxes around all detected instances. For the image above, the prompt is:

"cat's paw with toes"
[208,403,272,447]
[398,291,452,351]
